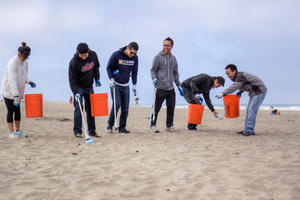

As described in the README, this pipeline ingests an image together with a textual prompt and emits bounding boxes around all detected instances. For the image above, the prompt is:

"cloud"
[0,0,299,104]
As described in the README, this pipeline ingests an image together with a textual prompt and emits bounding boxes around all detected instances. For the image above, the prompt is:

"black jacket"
[69,50,100,94]
[181,73,215,112]
[106,46,138,85]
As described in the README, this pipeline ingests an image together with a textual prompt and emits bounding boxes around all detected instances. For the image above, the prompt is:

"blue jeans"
[244,92,266,133]
[108,85,129,129]
[73,87,96,135]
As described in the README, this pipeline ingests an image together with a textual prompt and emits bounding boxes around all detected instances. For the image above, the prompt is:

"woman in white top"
[1,42,36,138]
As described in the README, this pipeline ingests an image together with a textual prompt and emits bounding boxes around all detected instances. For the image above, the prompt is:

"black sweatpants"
[150,88,175,128]
[4,97,21,123]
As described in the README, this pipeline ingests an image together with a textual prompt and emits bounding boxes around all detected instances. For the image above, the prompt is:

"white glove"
[75,93,81,102]
[216,93,224,99]
[132,85,137,96]
[13,96,20,107]
[109,78,115,88]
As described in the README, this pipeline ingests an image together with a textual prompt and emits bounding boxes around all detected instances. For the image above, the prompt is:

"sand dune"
[0,102,299,200]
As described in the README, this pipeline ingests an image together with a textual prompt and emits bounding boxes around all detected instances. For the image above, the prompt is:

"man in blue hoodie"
[106,42,139,133]
[69,43,101,138]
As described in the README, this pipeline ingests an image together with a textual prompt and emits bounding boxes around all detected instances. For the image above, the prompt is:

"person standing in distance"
[150,37,184,133]
[69,43,101,138]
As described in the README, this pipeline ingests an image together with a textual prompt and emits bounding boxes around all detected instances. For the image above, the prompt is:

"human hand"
[95,80,101,87]
[29,81,36,88]
[177,86,184,96]
[132,85,137,96]
[13,96,20,107]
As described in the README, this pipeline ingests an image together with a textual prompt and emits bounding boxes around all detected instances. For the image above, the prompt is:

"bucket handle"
[25,84,43,94]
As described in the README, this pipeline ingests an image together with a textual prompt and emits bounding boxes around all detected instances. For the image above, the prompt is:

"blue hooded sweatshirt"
[106,46,138,85]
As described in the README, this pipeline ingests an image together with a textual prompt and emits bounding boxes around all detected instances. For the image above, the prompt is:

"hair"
[128,42,139,51]
[225,64,237,72]
[215,76,225,86]
[164,37,174,46]
[18,42,31,59]
[76,42,89,54]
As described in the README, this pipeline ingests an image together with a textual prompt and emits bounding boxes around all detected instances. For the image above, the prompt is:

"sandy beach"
[0,101,299,200]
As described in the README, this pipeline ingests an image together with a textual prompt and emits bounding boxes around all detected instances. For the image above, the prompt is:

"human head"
[213,76,225,88]
[125,42,139,58]
[225,64,238,80]
[18,42,31,62]
[163,37,173,54]
[77,43,89,60]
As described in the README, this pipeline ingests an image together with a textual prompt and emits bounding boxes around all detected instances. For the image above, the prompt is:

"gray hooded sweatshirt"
[151,51,180,90]
[222,71,267,97]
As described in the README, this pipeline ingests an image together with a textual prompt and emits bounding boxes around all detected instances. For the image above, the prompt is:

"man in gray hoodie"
[150,37,184,133]
[216,64,267,136]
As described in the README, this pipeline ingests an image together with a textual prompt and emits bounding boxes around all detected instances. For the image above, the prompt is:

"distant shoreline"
[14,101,299,111]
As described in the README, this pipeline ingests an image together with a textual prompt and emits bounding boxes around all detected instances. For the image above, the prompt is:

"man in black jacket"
[181,74,225,130]
[69,43,101,138]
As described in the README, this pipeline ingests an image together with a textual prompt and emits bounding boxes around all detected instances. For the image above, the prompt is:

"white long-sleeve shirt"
[1,56,30,100]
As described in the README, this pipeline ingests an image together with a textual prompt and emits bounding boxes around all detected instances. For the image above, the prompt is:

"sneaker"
[17,130,27,137]
[150,126,159,133]
[242,132,255,136]
[90,133,101,138]
[166,126,175,132]
[187,127,198,131]
[74,133,83,138]
[9,131,19,138]
[236,130,244,135]
[118,128,130,134]
[106,125,113,133]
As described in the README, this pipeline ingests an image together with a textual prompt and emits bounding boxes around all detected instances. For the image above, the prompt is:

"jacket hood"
[119,46,128,57]
[159,50,173,57]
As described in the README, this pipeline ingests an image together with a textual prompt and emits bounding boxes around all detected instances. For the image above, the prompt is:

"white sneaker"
[150,126,159,133]
[166,126,176,132]
[9,131,19,138]
[17,130,27,137]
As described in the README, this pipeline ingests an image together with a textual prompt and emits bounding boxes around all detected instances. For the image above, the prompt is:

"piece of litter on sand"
[216,113,223,119]
[85,138,94,144]
[72,152,78,155]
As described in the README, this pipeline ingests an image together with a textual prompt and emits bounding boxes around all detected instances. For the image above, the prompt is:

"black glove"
[236,91,243,98]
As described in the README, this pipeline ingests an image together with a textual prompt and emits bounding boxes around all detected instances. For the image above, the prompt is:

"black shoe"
[106,125,113,133]
[242,132,255,136]
[74,133,83,138]
[118,128,130,134]
[90,133,101,138]
[188,127,198,131]
[236,131,244,134]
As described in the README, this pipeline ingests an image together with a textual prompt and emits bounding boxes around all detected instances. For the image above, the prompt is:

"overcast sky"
[0,0,299,105]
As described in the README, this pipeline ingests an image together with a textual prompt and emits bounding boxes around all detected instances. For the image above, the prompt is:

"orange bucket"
[223,94,240,118]
[25,94,43,118]
[187,104,205,124]
[90,93,108,117]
